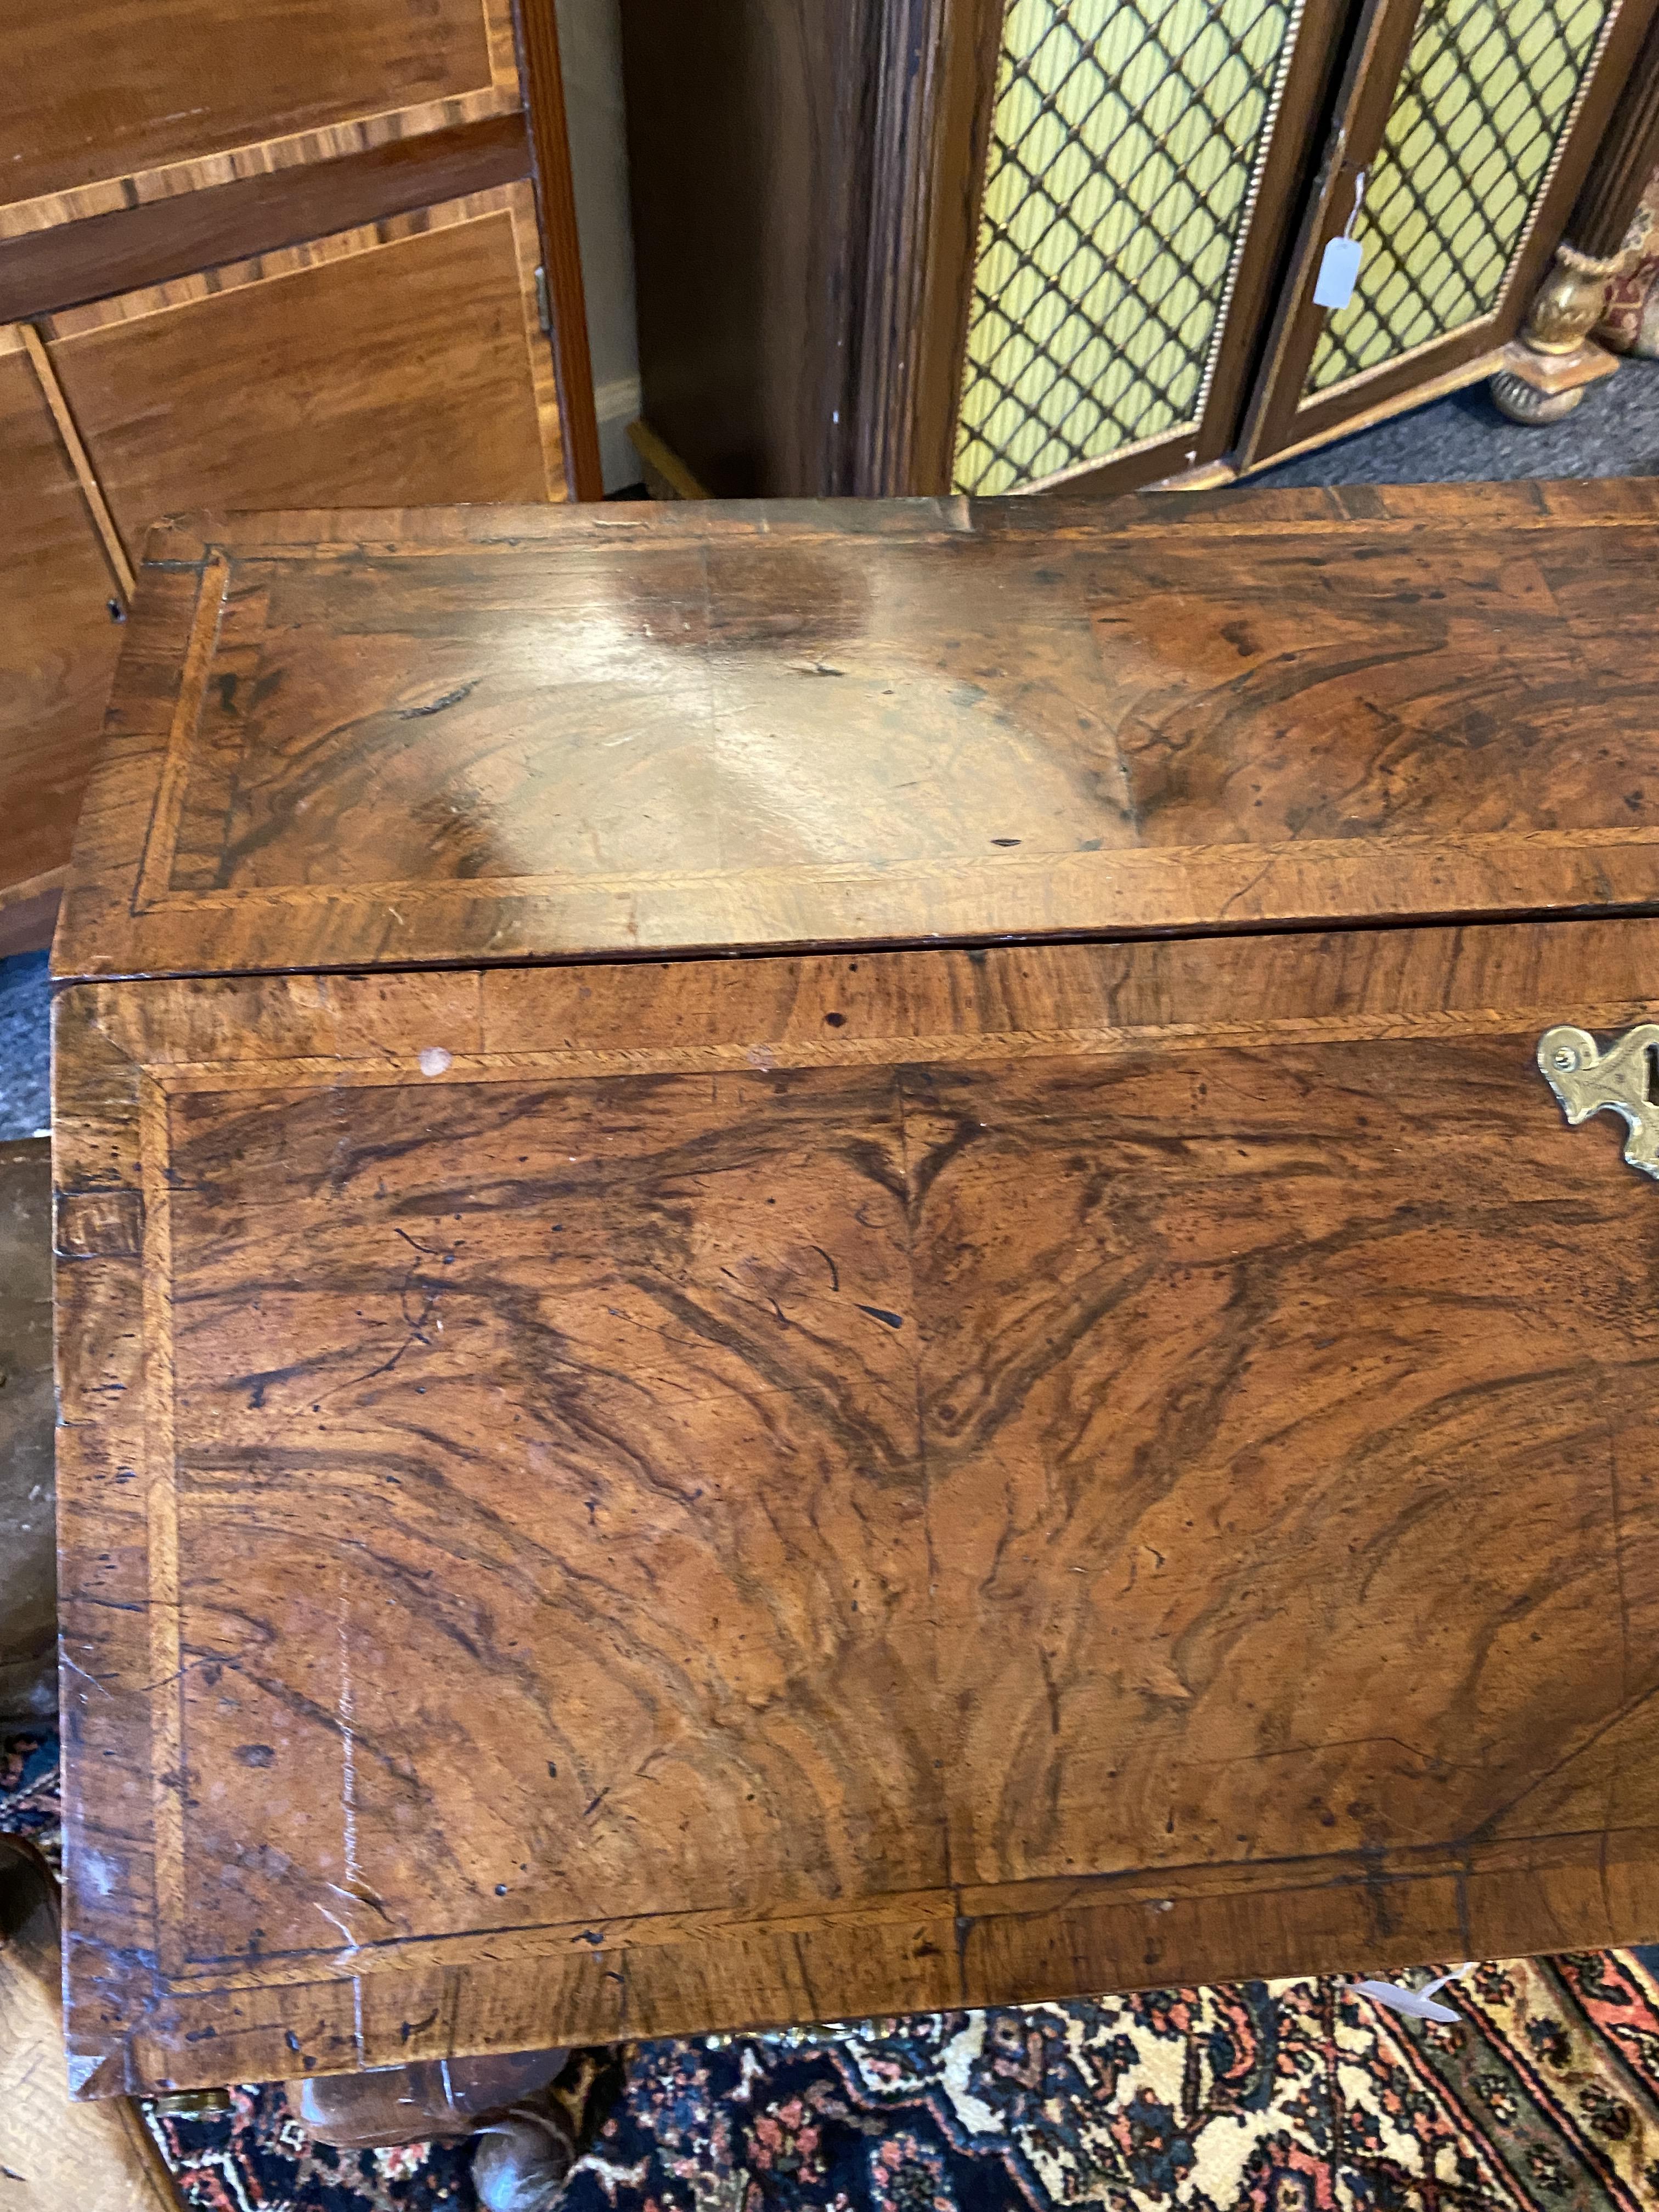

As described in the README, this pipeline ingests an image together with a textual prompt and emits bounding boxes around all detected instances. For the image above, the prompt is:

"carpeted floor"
[0,951,49,1142]
[9,1730,1659,2212]
[1250,358,1659,487]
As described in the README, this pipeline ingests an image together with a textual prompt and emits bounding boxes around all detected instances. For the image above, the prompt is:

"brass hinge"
[1538,1023,1659,1180]
[535,264,552,337]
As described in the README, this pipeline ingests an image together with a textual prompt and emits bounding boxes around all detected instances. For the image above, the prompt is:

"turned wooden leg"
[295,2056,582,2211]
[285,2047,569,2151]
[472,2091,580,2211]
[1489,240,1627,424]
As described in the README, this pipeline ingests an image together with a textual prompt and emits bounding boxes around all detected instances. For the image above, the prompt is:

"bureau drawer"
[54,920,1659,2095]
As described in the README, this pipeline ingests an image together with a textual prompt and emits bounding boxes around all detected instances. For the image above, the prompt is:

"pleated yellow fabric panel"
[956,0,1301,493]
[1307,0,1614,396]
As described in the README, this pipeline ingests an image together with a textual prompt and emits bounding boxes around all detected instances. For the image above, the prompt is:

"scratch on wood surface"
[398,681,478,720]
[314,1901,360,1955]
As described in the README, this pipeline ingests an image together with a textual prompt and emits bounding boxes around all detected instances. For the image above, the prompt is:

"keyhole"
[108,599,126,623]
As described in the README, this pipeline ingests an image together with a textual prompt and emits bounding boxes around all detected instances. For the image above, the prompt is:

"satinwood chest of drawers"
[52,481,1659,2097]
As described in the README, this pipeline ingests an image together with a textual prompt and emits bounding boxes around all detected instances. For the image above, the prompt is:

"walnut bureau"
[51,483,1659,2098]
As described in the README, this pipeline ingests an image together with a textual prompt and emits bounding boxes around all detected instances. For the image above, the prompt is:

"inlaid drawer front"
[54,922,1659,2095]
[41,183,564,549]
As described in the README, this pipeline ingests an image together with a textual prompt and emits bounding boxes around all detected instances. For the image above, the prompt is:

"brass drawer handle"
[1539,1023,1659,1181]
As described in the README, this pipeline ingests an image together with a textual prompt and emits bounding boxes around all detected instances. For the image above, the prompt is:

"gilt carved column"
[1492,5,1659,424]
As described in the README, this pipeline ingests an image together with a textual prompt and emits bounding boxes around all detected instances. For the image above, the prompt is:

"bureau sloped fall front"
[50,485,1659,2098]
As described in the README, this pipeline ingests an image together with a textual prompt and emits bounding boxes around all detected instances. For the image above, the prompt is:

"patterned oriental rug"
[8,1730,1659,2212]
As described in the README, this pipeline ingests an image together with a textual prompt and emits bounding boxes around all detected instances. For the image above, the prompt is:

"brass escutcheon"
[1538,1023,1659,1181]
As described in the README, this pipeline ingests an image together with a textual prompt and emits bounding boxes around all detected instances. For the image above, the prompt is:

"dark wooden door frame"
[1238,0,1659,470]
[854,0,1003,496]
[511,0,604,500]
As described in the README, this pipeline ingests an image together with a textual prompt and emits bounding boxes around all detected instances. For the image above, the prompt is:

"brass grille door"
[951,0,1349,495]
[1242,0,1656,466]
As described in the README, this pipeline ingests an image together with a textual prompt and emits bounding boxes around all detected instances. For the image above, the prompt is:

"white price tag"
[1312,168,1367,313]
[1313,234,1363,310]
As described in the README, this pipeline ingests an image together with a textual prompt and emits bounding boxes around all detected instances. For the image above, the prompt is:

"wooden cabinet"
[623,0,1659,498]
[0,0,599,956]
[50,484,1659,2097]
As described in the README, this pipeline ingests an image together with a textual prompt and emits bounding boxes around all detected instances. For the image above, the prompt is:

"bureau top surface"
[52,478,1659,982]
